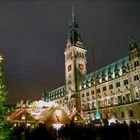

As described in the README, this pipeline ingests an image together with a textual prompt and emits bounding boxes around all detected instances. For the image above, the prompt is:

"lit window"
[134,75,139,81]
[121,111,125,118]
[87,103,90,110]
[86,92,89,96]
[97,89,100,93]
[118,96,122,104]
[136,92,139,98]
[122,96,125,101]
[134,61,139,67]
[128,109,134,117]
[82,94,85,97]
[103,86,106,91]
[124,79,128,85]
[109,84,113,90]
[116,82,120,87]
[91,90,94,95]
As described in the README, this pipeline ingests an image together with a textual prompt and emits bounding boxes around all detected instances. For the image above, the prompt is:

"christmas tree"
[0,54,8,114]
[0,53,10,140]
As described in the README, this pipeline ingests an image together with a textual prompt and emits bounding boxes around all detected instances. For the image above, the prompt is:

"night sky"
[0,0,140,104]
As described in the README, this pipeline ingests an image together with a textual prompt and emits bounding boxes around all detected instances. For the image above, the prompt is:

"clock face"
[68,64,72,71]
[79,64,84,70]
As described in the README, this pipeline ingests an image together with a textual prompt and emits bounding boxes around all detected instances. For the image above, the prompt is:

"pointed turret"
[128,36,138,51]
[128,36,140,60]
[128,36,140,70]
[67,5,83,48]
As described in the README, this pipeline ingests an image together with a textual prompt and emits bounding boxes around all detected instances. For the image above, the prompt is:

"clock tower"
[64,6,87,111]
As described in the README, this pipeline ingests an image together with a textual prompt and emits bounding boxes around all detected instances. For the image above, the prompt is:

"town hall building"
[43,7,140,122]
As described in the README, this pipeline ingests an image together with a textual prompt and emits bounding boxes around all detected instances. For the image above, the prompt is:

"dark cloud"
[0,0,139,104]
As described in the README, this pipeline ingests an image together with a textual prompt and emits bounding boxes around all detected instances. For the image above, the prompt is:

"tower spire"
[72,4,75,22]
[72,4,75,45]
[67,5,83,47]
[128,36,138,50]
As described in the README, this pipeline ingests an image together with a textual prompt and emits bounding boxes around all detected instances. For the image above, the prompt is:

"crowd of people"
[9,120,140,140]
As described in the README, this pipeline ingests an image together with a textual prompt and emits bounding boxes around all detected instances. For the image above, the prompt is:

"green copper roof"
[84,56,129,84]
[68,5,82,46]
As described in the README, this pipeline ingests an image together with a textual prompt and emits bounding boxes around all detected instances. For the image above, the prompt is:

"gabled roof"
[8,107,36,123]
[71,111,87,123]
[39,106,71,125]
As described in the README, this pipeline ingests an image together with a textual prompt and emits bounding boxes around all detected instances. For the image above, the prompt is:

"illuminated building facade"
[44,8,140,122]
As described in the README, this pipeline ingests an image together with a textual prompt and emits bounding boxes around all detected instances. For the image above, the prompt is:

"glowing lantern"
[55,110,61,122]
[13,123,17,127]
[21,114,26,120]
[55,110,61,117]
[74,116,77,121]
[26,123,31,127]
[0,54,3,62]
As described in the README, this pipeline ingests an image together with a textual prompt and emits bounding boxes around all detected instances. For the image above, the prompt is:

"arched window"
[121,111,125,118]
[128,109,134,117]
